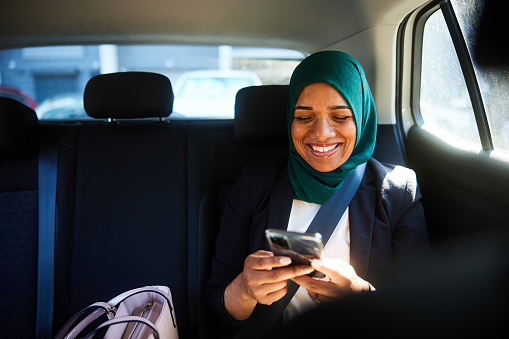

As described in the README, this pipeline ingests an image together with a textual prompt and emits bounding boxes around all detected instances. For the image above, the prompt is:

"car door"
[398,0,509,247]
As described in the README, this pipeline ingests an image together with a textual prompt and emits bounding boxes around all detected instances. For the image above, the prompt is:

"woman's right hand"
[224,250,315,320]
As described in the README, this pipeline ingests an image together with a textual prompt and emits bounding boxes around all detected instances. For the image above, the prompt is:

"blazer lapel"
[349,170,376,279]
[267,167,294,231]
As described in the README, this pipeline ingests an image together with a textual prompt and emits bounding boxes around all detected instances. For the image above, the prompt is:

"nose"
[310,117,335,140]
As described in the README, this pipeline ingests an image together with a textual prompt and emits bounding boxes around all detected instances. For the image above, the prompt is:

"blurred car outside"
[172,69,262,118]
[0,85,38,109]
[35,93,88,120]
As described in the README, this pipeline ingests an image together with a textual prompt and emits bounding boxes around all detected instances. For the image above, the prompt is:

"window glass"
[451,0,509,152]
[0,45,303,119]
[420,9,481,147]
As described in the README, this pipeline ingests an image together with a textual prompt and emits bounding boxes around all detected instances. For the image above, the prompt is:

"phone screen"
[265,229,323,266]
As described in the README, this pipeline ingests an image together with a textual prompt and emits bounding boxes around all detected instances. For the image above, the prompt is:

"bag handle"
[56,286,176,339]
[55,302,116,339]
[108,286,176,328]
[82,316,160,339]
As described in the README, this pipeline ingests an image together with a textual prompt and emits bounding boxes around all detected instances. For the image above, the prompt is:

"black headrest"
[84,72,173,119]
[234,85,289,146]
[0,97,38,159]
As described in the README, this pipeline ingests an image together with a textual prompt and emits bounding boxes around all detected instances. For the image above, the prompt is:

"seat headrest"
[0,97,38,158]
[234,85,289,146]
[84,72,173,119]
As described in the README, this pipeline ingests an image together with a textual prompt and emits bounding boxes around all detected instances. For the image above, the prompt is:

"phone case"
[265,229,323,266]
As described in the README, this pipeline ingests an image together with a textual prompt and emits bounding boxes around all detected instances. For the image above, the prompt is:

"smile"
[308,143,340,157]
[311,144,339,153]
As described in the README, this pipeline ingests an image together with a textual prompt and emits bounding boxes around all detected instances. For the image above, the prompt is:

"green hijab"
[288,51,377,204]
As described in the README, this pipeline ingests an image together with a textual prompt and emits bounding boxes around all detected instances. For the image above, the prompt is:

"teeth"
[311,144,338,152]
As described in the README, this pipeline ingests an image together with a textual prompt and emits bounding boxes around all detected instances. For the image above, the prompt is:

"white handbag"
[55,286,178,339]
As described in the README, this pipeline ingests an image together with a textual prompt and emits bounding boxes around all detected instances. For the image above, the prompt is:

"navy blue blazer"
[206,157,430,338]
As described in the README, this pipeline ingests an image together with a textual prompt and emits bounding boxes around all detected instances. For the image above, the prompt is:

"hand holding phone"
[265,228,324,277]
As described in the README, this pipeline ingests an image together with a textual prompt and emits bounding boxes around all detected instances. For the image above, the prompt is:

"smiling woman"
[207,51,430,339]
[291,82,357,173]
[287,51,377,204]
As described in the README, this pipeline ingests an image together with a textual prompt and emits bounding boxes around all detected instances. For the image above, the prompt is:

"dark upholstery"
[0,97,39,338]
[84,72,174,119]
[0,191,38,339]
[67,123,189,331]
[0,97,38,160]
[52,72,196,337]
[234,85,289,147]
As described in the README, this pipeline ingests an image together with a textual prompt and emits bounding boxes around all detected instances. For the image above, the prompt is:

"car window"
[0,45,303,120]
[172,69,264,118]
[420,3,480,147]
[451,0,509,152]
[419,0,509,153]
[177,77,256,99]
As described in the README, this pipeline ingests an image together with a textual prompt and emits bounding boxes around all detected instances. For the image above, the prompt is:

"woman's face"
[291,82,357,173]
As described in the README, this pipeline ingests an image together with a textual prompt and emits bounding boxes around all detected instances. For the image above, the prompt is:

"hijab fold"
[288,51,377,204]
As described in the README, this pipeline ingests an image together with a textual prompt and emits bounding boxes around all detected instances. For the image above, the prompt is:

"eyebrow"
[294,105,351,111]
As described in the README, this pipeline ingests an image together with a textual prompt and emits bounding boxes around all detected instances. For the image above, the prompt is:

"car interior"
[1,0,508,338]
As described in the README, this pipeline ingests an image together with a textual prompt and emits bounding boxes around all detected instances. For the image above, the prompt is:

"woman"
[206,51,430,338]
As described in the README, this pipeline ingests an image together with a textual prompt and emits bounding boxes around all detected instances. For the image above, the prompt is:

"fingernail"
[312,259,322,267]
[279,257,291,265]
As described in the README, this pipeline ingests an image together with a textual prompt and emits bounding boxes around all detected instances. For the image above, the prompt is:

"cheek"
[345,124,357,145]
[290,123,304,147]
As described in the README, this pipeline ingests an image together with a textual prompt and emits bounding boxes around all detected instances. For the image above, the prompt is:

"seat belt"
[235,163,366,339]
[36,141,58,338]
[284,161,366,295]
[306,162,366,242]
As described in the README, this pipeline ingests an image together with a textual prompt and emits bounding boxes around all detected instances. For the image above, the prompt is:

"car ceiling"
[2,0,427,52]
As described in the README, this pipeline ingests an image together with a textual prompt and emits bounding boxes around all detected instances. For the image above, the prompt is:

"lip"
[307,143,340,157]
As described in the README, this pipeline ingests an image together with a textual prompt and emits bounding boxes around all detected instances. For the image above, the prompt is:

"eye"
[294,115,312,122]
[332,115,352,122]
[293,112,313,122]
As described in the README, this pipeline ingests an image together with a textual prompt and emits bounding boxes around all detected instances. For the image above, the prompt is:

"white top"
[283,199,350,322]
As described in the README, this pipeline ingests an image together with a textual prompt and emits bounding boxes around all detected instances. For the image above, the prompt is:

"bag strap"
[83,316,160,339]
[36,141,58,339]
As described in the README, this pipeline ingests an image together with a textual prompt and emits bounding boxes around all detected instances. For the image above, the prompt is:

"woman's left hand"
[291,258,372,303]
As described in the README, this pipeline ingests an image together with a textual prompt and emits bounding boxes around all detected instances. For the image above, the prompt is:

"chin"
[308,161,344,173]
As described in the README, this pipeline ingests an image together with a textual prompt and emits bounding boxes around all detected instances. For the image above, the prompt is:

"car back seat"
[0,98,39,338]
[52,72,194,337]
[2,75,410,338]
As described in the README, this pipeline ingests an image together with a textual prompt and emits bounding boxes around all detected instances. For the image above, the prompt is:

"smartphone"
[265,228,324,277]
